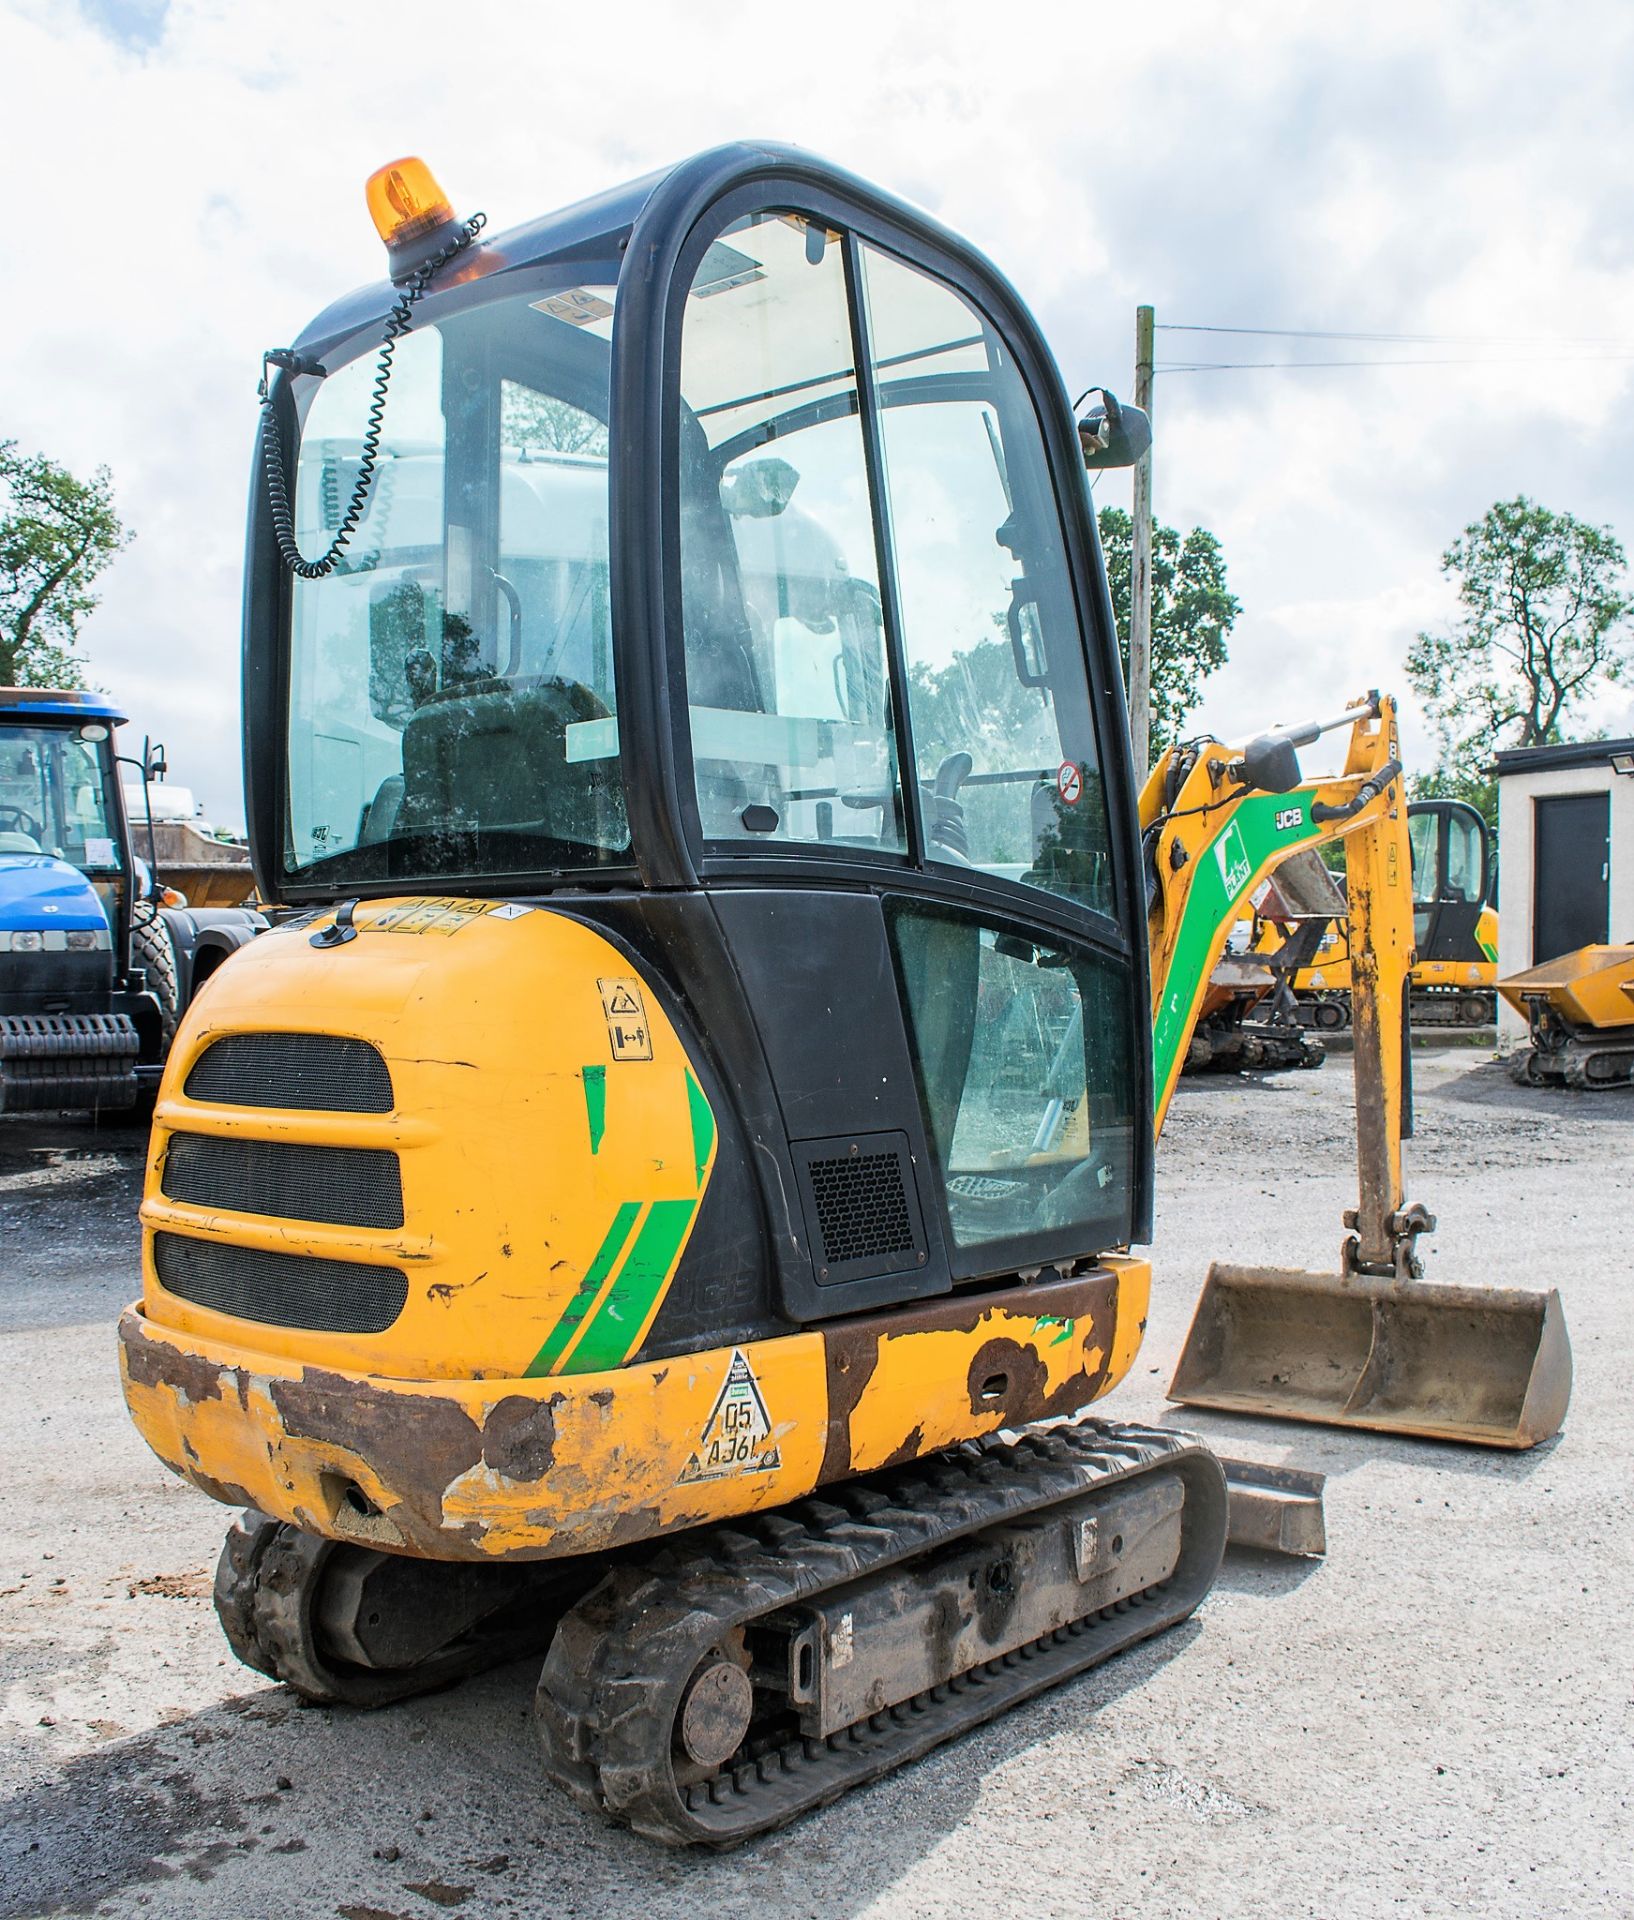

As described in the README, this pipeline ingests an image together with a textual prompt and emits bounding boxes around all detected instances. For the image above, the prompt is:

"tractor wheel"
[131,911,180,1052]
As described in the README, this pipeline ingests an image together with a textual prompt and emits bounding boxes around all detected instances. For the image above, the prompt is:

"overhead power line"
[1159,351,1634,373]
[1157,322,1634,347]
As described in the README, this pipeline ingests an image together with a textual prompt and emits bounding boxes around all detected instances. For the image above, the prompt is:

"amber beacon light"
[365,157,460,277]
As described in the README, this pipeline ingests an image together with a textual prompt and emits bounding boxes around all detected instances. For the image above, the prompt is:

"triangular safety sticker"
[676,1349,782,1482]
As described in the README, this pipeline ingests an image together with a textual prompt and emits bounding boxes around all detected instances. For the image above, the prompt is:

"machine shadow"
[1430,1061,1634,1125]
[1151,1404,1567,1486]
[0,1618,1207,1919]
[1211,1547,1325,1598]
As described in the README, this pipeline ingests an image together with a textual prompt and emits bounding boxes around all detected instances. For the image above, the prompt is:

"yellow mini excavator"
[1254,797,1500,1033]
[117,147,1568,1845]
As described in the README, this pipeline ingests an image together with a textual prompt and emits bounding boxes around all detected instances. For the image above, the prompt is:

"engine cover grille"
[791,1130,927,1286]
[183,1033,394,1113]
[161,1133,404,1230]
[152,1231,408,1334]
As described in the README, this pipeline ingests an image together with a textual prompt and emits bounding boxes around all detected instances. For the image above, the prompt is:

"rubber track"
[1297,990,1496,1030]
[213,1507,281,1680]
[1411,989,1496,1029]
[1512,1036,1634,1089]
[214,1516,564,1708]
[535,1418,1228,1847]
[1554,1042,1634,1090]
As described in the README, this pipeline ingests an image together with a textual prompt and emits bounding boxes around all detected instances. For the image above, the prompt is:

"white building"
[1494,737,1634,1044]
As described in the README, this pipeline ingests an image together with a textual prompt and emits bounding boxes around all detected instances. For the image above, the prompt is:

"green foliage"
[0,440,130,688]
[906,636,1052,770]
[1406,496,1631,792]
[907,637,1059,865]
[1410,763,1497,832]
[500,389,609,458]
[1097,504,1239,760]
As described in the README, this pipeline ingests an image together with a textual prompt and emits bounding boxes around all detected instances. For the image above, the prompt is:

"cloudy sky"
[2,0,1632,831]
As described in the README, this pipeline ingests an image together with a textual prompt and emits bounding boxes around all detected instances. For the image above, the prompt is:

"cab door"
[665,189,1146,1309]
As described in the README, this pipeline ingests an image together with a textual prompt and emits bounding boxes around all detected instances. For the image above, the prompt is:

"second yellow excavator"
[1252,797,1499,1032]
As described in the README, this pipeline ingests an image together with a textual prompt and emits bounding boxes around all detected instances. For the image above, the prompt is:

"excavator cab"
[1407,799,1492,960]
[1407,799,1499,1025]
[248,153,1151,1300]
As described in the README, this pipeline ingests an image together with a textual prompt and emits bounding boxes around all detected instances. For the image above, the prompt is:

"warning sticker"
[677,1349,782,1483]
[371,897,494,937]
[1056,760,1083,806]
[531,288,615,327]
[597,976,653,1061]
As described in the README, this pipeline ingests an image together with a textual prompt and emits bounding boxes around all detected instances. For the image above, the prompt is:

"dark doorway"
[1533,792,1609,962]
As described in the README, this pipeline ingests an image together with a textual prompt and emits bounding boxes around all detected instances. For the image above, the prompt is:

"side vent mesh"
[791,1131,927,1286]
[153,1232,407,1334]
[184,1033,393,1112]
[162,1133,404,1229]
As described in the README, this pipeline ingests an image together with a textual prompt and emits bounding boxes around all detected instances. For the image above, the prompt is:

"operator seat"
[395,677,623,850]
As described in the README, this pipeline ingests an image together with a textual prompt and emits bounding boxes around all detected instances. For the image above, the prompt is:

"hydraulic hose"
[1310,759,1403,824]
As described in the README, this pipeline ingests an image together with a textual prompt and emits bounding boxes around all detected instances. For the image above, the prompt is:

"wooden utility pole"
[1130,303,1155,787]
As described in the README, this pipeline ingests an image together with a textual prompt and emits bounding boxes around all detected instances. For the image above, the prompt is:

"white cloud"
[2,0,1633,834]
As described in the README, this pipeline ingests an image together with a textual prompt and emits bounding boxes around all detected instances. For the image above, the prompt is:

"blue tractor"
[0,687,263,1113]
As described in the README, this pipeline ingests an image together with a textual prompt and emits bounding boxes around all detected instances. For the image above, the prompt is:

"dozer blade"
[1169,1265,1572,1450]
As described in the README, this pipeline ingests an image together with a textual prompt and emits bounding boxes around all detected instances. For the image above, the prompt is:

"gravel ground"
[1,1055,1630,1920]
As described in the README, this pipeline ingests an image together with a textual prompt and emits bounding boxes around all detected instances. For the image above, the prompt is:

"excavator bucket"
[1169,1264,1572,1449]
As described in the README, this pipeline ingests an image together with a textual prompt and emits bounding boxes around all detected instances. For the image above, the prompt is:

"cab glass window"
[1407,807,1440,906]
[1444,809,1484,902]
[859,245,1115,918]
[677,214,905,851]
[0,725,120,870]
[888,900,1136,1258]
[284,283,628,884]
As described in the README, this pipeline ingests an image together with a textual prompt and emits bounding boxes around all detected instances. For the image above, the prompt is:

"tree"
[0,441,129,688]
[1097,505,1239,760]
[1406,497,1632,824]
[500,389,609,459]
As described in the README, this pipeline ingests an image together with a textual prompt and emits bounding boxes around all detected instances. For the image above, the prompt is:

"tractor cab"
[249,144,1151,1319]
[0,690,130,1010]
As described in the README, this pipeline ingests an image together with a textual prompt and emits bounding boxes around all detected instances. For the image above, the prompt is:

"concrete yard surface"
[1,1055,1630,1918]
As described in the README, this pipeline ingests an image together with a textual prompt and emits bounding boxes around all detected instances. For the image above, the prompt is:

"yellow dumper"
[1500,945,1634,1089]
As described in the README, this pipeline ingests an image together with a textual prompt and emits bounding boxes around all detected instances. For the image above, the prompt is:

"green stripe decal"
[524,1200,640,1377]
[563,1198,697,1373]
[582,1065,607,1154]
[1153,795,1329,1121]
[686,1069,715,1190]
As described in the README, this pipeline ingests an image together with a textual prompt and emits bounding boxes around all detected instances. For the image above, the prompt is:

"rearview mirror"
[1078,389,1152,470]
